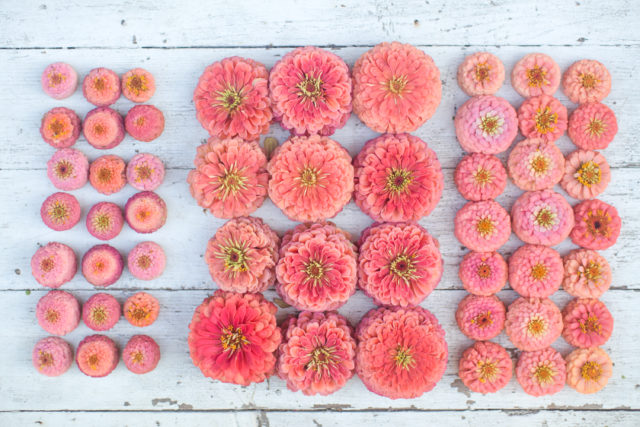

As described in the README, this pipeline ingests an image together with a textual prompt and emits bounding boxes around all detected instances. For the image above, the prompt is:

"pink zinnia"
[354,133,443,222]
[123,335,161,374]
[457,52,505,96]
[505,297,563,351]
[41,192,82,231]
[454,153,507,201]
[562,60,612,104]
[82,68,121,107]
[86,202,124,241]
[269,46,351,136]
[36,290,80,336]
[458,341,512,394]
[508,244,563,298]
[188,291,281,386]
[127,153,165,191]
[188,137,268,219]
[518,95,567,143]
[459,251,508,296]
[454,95,518,154]
[562,249,612,298]
[565,347,612,394]
[511,53,561,98]
[455,294,506,341]
[268,135,353,222]
[507,138,565,191]
[31,242,77,289]
[562,298,613,348]
[205,216,279,293]
[276,222,357,311]
[121,68,155,103]
[454,200,511,252]
[40,107,81,149]
[193,57,272,141]
[356,306,448,399]
[82,293,121,331]
[516,348,566,396]
[83,107,125,150]
[47,148,89,191]
[76,335,119,378]
[568,102,618,150]
[352,42,441,133]
[89,155,127,195]
[277,311,356,396]
[128,241,166,280]
[561,150,611,200]
[41,62,78,100]
[33,336,73,377]
[125,104,165,142]
[357,222,443,307]
[511,190,574,246]
[570,199,621,250]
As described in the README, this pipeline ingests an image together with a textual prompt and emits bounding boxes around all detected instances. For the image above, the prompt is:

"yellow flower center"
[584,261,602,282]
[220,325,249,353]
[91,307,108,325]
[386,75,408,95]
[476,217,495,237]
[581,361,602,381]
[394,345,415,370]
[130,306,151,322]
[534,207,557,230]
[306,346,336,372]
[45,309,59,323]
[94,77,106,91]
[579,315,602,334]
[88,354,100,369]
[531,263,548,280]
[576,161,601,187]
[49,119,69,139]
[475,63,491,82]
[473,167,492,186]
[535,107,558,134]
[477,262,492,279]
[216,85,243,113]
[580,73,599,89]
[39,351,54,368]
[385,168,413,195]
[477,360,499,383]
[585,209,611,237]
[136,255,152,270]
[216,242,249,275]
[534,363,555,385]
[40,257,55,273]
[127,74,148,95]
[478,113,504,136]
[527,315,548,337]
[55,160,74,179]
[527,65,548,88]
[300,167,319,188]
[131,350,145,364]
[304,259,327,285]
[529,151,550,176]
[48,201,70,224]
[471,311,493,328]
[98,168,113,183]
[389,253,417,284]
[218,166,247,199]
[587,118,606,137]
[297,74,324,103]
[49,72,65,85]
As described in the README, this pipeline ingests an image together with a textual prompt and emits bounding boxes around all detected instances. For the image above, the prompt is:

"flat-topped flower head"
[122,68,156,103]
[41,192,81,231]
[123,335,161,374]
[124,191,167,234]
[566,347,612,394]
[188,137,268,219]
[511,53,561,98]
[358,222,443,307]
[508,244,563,298]
[125,105,165,142]
[82,244,124,287]
[82,293,121,331]
[570,199,621,250]
[563,60,611,104]
[205,217,279,293]
[41,62,78,99]
[269,135,353,222]
[128,242,166,280]
[126,153,165,191]
[36,290,80,336]
[76,335,119,378]
[83,107,125,149]
[31,242,77,288]
[455,95,518,154]
[507,138,565,191]
[454,200,511,252]
[458,341,512,394]
[511,190,574,246]
[562,298,613,348]
[47,148,89,191]
[82,67,121,106]
[457,52,505,96]
[32,336,73,377]
[86,202,124,241]
[459,251,508,295]
[124,292,160,327]
[518,95,568,143]
[568,102,618,150]
[562,249,612,298]
[40,107,81,149]
[456,294,506,341]
[516,348,566,396]
[194,56,272,141]
[505,297,563,351]
[354,133,443,222]
[188,291,281,386]
[455,154,507,201]
[277,311,356,396]
[561,150,611,200]
[352,42,441,133]
[89,155,126,195]
[356,306,448,399]
[269,46,351,136]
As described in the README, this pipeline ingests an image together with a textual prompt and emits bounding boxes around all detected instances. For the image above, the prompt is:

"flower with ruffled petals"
[31,242,77,289]
[454,95,518,154]
[188,290,281,386]
[511,53,561,98]
[458,341,512,394]
[352,42,441,133]
[456,294,506,341]
[188,138,268,219]
[354,133,443,222]
[570,199,621,250]
[193,57,272,141]
[454,200,511,252]
[508,245,563,298]
[457,52,505,96]
[124,292,159,327]
[562,60,611,104]
[561,150,611,200]
[268,135,353,222]
[459,251,508,296]
[269,46,351,136]
[205,217,279,293]
[36,290,80,336]
[507,138,565,192]
[89,155,127,195]
[518,95,567,143]
[356,306,448,399]
[277,311,356,396]
[516,348,566,396]
[47,148,89,191]
[32,336,73,377]
[511,190,574,246]
[562,249,611,298]
[568,102,617,150]
[562,298,613,348]
[76,335,119,378]
[276,222,357,311]
[565,347,612,394]
[358,222,443,307]
[40,107,81,149]
[505,297,563,351]
[455,154,507,201]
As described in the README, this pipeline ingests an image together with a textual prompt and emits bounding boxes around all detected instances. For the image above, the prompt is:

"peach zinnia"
[561,150,611,200]
[40,107,81,149]
[455,153,507,201]
[82,67,121,106]
[516,348,566,396]
[511,53,561,98]
[507,138,565,192]
[568,102,618,150]
[459,251,508,296]
[458,341,512,394]
[562,298,613,348]
[570,199,621,250]
[562,60,611,104]
[454,200,511,252]
[457,52,505,96]
[562,249,612,298]
[89,155,127,195]
[121,68,156,103]
[511,190,574,246]
[83,107,125,149]
[505,297,563,351]
[76,335,119,378]
[124,292,160,327]
[565,347,612,394]
[508,244,563,298]
[456,294,506,341]
[518,95,568,143]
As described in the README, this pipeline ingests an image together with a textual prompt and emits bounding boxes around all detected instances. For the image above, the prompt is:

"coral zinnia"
[508,244,563,298]
[41,192,81,231]
[459,251,508,296]
[456,294,506,341]
[455,95,518,154]
[354,133,443,222]
[188,290,281,386]
[352,42,441,133]
[455,153,507,201]
[357,222,443,307]
[194,56,272,141]
[562,298,613,348]
[188,137,268,219]
[123,292,160,327]
[457,52,505,96]
[505,297,563,351]
[507,138,565,192]
[82,68,121,107]
[561,150,611,200]
[511,190,574,246]
[89,155,127,195]
[517,95,568,143]
[36,290,80,336]
[454,200,511,252]
[121,68,156,103]
[562,60,611,104]
[277,311,356,396]
[83,107,125,149]
[511,53,561,98]
[568,102,618,150]
[40,107,81,149]
[565,347,612,394]
[205,216,279,293]
[356,306,448,399]
[562,249,612,298]
[76,335,119,378]
[570,199,621,250]
[269,46,351,136]
[458,341,512,394]
[516,347,566,396]
[268,135,353,222]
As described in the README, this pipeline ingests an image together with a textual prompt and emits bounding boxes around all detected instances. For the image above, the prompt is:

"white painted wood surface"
[1,1,639,426]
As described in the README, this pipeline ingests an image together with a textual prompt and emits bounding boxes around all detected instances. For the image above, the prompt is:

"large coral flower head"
[568,102,618,150]
[511,190,574,246]
[205,216,279,293]
[507,138,565,192]
[561,150,611,200]
[188,290,282,386]
[268,135,353,222]
[455,294,506,341]
[562,298,613,348]
[562,60,612,104]
[511,53,561,98]
[458,341,513,394]
[570,199,621,250]
[352,42,441,133]
[269,46,352,136]
[516,348,566,396]
[356,306,448,399]
[194,56,272,141]
[517,95,568,143]
[188,137,268,219]
[508,244,563,298]
[276,222,357,311]
[457,52,505,96]
[565,347,612,394]
[357,222,443,307]
[459,251,508,296]
[354,133,443,222]
[454,153,507,201]
[505,297,563,351]
[277,311,356,396]
[562,249,612,298]
[454,200,511,252]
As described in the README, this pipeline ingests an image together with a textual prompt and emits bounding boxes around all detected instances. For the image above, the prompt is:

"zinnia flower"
[505,297,563,351]
[508,244,563,298]
[454,153,507,201]
[40,107,81,149]
[568,102,617,150]
[76,335,119,378]
[511,190,574,246]
[517,95,568,143]
[188,290,281,386]
[356,306,448,399]
[457,52,505,96]
[269,46,351,136]
[565,347,612,394]
[455,294,506,341]
[357,222,443,307]
[36,290,80,336]
[570,199,621,250]
[507,138,565,191]
[562,249,612,298]
[89,155,127,195]
[352,42,441,133]
[354,133,444,222]
[511,53,561,98]
[47,148,89,191]
[561,150,611,200]
[516,348,566,396]
[458,341,512,394]
[454,200,511,252]
[562,298,613,348]
[32,336,73,377]
[562,60,611,104]
[459,251,508,296]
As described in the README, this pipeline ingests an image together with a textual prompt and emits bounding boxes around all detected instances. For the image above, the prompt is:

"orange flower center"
[529,152,550,176]
[39,351,54,368]
[471,311,493,328]
[48,201,70,224]
[531,263,548,280]
[473,167,492,186]
[527,66,547,88]
[91,307,108,325]
[98,168,113,183]
[127,74,148,95]
[216,85,243,113]
[585,209,611,237]
[576,161,601,187]
[88,354,100,369]
[534,207,557,230]
[393,345,415,370]
[304,259,327,285]
[476,217,495,237]
[534,363,555,385]
[385,168,413,194]
[130,306,151,322]
[477,262,492,279]
[40,257,55,273]
[131,350,145,364]
[137,255,152,270]
[297,74,324,103]
[579,315,602,334]
[45,309,59,323]
[50,72,64,85]
[306,345,337,372]
[94,77,106,91]
[584,261,602,281]
[475,63,491,82]
[581,361,602,381]
[587,118,606,137]
[477,360,499,383]
[136,116,146,127]
[220,325,249,353]
[49,119,69,138]
[527,315,547,337]
[389,253,417,284]
[386,75,408,95]
[135,165,153,181]
[55,160,74,179]
[535,107,558,134]
[580,73,599,89]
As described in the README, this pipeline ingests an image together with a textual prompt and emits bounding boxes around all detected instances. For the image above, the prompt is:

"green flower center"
[218,166,247,200]
[216,86,243,113]
[385,168,413,194]
[394,345,415,370]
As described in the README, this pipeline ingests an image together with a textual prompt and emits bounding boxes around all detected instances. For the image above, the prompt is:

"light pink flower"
[511,190,574,246]
[511,53,561,98]
[40,107,81,149]
[570,199,621,250]
[505,297,563,351]
[507,138,565,191]
[562,60,611,104]
[456,294,506,341]
[454,200,511,252]
[518,95,567,143]
[562,298,613,348]
[455,153,507,201]
[76,335,119,378]
[36,290,80,336]
[41,62,78,100]
[508,244,563,298]
[128,241,166,280]
[562,249,612,298]
[458,341,512,394]
[32,336,73,377]
[459,251,508,296]
[457,52,505,96]
[127,153,165,191]
[31,242,77,289]
[568,102,617,150]
[516,348,566,396]
[565,347,612,394]
[47,148,89,191]
[561,150,611,200]
[123,335,161,374]
[455,95,518,154]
